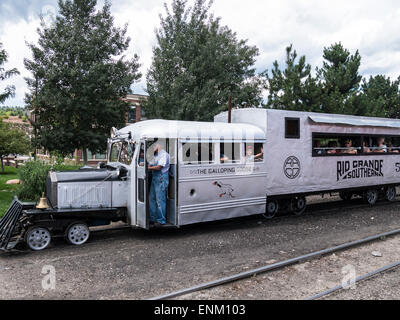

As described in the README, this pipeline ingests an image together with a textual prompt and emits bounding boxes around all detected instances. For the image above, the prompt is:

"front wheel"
[25,227,52,251]
[290,196,307,216]
[66,222,90,246]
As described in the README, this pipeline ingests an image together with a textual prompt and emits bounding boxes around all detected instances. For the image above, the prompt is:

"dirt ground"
[178,232,400,300]
[1,194,400,300]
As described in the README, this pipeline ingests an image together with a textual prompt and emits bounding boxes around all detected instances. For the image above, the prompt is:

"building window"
[127,106,136,123]
[285,118,300,139]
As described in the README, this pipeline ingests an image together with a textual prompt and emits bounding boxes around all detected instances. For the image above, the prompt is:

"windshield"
[109,141,135,165]
[110,142,122,162]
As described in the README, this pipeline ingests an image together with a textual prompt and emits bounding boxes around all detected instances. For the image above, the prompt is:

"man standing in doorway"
[148,142,170,226]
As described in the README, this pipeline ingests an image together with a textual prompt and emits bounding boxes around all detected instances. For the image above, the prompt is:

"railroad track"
[308,260,400,300]
[149,226,400,300]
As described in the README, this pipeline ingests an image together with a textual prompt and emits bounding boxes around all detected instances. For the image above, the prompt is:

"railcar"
[1,108,399,251]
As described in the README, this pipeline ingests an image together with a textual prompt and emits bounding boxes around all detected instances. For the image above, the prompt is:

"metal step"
[0,198,35,251]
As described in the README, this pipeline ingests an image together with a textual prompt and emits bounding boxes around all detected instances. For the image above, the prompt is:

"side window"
[110,142,122,162]
[389,137,400,153]
[285,118,300,139]
[220,142,241,164]
[120,142,134,165]
[138,143,145,166]
[243,143,264,163]
[182,142,214,165]
[311,134,400,156]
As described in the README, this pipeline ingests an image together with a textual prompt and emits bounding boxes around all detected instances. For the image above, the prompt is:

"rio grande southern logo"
[283,156,301,179]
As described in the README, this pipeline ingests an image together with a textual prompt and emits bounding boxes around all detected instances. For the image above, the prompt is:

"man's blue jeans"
[149,171,169,224]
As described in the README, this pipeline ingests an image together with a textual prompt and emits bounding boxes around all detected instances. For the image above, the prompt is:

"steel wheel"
[385,186,396,202]
[66,222,90,246]
[264,200,279,219]
[364,189,378,205]
[25,227,51,251]
[291,196,307,216]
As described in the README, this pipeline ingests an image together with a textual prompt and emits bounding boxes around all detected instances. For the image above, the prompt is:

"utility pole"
[228,96,232,123]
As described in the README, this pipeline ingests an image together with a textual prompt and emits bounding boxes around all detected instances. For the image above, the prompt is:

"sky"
[1,0,400,107]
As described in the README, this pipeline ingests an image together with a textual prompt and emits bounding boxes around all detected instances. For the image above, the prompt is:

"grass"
[0,166,19,216]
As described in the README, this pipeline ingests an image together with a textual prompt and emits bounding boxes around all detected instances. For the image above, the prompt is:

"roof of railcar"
[117,119,266,140]
[215,108,400,129]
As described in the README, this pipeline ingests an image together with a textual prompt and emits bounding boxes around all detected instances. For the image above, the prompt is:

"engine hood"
[50,168,120,183]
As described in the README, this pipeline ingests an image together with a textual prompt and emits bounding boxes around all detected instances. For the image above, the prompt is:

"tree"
[317,43,362,114]
[0,122,30,173]
[350,75,400,118]
[265,45,321,111]
[145,0,265,121]
[0,43,20,104]
[25,0,141,164]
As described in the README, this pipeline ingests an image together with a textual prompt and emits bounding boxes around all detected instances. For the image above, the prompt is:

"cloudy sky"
[1,0,400,107]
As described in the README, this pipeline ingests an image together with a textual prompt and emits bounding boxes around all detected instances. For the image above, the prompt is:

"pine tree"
[265,45,321,111]
[352,75,400,118]
[317,43,362,114]
[0,43,20,104]
[145,0,265,121]
[25,0,141,163]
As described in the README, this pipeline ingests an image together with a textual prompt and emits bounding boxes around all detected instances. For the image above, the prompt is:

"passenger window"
[313,134,381,156]
[182,143,214,165]
[110,142,122,162]
[120,142,134,165]
[285,118,300,139]
[220,142,241,164]
[243,143,264,163]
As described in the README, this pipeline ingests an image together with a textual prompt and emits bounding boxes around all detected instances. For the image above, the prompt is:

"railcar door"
[136,141,149,229]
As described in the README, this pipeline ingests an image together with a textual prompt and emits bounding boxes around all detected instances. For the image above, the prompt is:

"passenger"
[374,137,387,153]
[148,143,170,226]
[327,141,338,154]
[362,140,371,153]
[314,140,325,155]
[342,139,357,154]
[243,145,255,163]
[254,146,264,161]
[387,142,399,153]
[220,153,229,163]
[139,150,145,166]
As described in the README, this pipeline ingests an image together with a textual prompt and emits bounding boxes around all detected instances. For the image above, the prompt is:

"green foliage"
[24,0,141,161]
[0,106,26,117]
[0,43,20,104]
[351,75,400,118]
[0,166,19,218]
[16,160,80,201]
[265,42,400,117]
[317,43,362,114]
[0,122,31,172]
[145,0,266,121]
[16,160,51,201]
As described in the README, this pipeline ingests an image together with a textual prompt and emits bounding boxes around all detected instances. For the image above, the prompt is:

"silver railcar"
[3,108,400,250]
